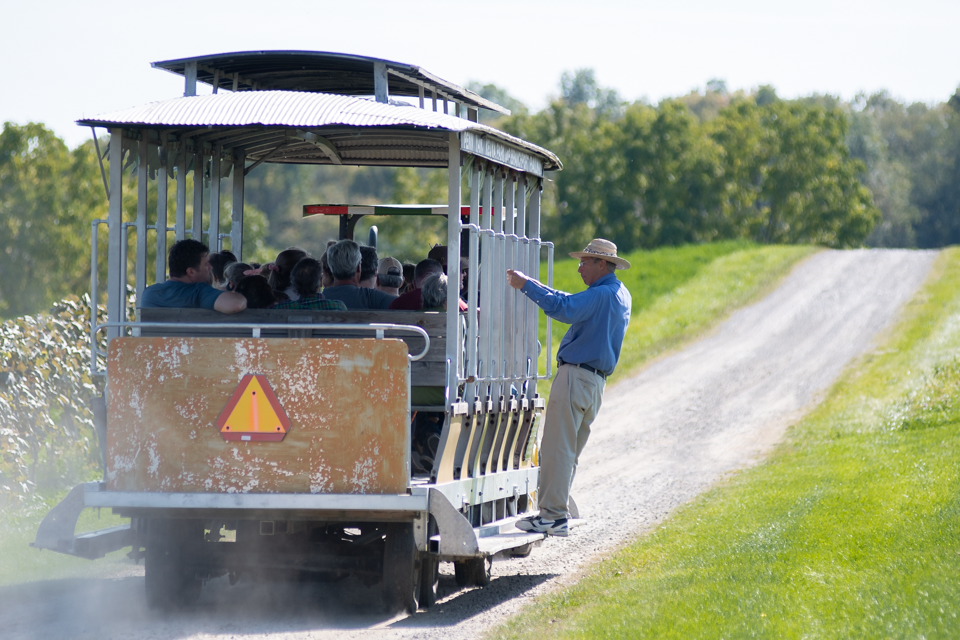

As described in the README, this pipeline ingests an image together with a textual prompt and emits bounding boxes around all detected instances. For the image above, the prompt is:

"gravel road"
[1,249,936,640]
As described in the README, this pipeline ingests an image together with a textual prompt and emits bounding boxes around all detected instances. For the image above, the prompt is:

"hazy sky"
[3,0,957,148]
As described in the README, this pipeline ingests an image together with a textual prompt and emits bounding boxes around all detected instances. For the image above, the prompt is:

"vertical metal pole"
[184,61,197,97]
[135,139,148,301]
[528,179,542,396]
[445,133,462,405]
[209,146,221,253]
[176,143,187,241]
[502,172,516,390]
[479,164,493,402]
[231,151,245,260]
[513,173,536,394]
[432,90,437,112]
[464,160,481,406]
[192,147,204,242]
[90,220,101,374]
[106,129,124,341]
[491,170,504,402]
[373,62,388,103]
[156,134,168,283]
[419,85,425,109]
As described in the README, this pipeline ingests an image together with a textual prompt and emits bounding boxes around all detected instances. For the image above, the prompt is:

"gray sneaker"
[516,515,568,537]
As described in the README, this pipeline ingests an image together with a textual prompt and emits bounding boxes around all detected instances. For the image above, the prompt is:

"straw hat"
[569,239,631,270]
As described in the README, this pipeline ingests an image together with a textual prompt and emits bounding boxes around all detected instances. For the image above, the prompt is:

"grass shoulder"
[494,248,959,639]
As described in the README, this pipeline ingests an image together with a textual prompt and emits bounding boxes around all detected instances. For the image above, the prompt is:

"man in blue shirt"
[140,239,247,313]
[507,238,632,537]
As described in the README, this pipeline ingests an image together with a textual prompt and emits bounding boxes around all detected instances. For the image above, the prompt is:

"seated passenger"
[320,240,336,289]
[389,259,468,311]
[270,258,347,311]
[322,240,397,310]
[376,257,403,297]
[268,248,308,301]
[140,239,246,313]
[209,250,237,290]
[358,246,378,289]
[412,272,449,470]
[400,262,416,294]
[224,262,254,291]
[235,275,277,309]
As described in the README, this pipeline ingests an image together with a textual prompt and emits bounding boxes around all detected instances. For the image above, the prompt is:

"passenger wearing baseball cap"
[506,238,632,537]
[377,257,404,296]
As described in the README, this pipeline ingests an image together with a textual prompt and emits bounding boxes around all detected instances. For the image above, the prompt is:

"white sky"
[3,0,957,149]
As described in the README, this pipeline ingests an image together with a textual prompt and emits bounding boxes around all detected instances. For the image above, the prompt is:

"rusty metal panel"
[106,337,409,494]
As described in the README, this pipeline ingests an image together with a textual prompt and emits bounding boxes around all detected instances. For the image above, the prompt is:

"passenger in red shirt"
[389,258,468,311]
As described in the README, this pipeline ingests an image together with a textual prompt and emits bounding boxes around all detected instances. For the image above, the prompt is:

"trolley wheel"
[454,556,492,588]
[419,554,439,607]
[144,519,202,610]
[382,523,420,614]
[509,543,533,558]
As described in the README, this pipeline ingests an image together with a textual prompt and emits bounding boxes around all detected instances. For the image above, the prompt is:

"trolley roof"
[78,91,561,173]
[151,50,510,115]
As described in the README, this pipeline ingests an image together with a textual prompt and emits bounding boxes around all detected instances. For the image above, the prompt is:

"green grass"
[0,490,133,586]
[536,242,817,400]
[493,248,960,639]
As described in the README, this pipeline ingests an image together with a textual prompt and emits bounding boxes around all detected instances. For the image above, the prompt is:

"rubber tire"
[382,523,420,614]
[454,557,492,588]
[419,555,439,607]
[144,520,202,610]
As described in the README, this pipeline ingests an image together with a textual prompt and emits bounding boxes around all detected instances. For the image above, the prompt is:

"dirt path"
[1,249,937,640]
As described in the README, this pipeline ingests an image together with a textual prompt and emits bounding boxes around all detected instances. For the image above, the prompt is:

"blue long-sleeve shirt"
[521,272,632,376]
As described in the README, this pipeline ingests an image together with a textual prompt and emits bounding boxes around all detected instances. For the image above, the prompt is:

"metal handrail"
[94,321,430,366]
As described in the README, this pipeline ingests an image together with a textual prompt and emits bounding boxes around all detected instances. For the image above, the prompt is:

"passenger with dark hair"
[320,240,336,289]
[224,262,256,291]
[358,246,379,289]
[208,250,237,289]
[400,262,416,294]
[389,258,468,311]
[270,258,346,311]
[139,239,246,313]
[427,244,448,274]
[268,248,308,301]
[235,275,277,309]
[321,240,397,310]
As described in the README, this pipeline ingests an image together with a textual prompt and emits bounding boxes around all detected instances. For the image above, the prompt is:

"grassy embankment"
[537,241,817,402]
[494,248,960,639]
[0,240,815,587]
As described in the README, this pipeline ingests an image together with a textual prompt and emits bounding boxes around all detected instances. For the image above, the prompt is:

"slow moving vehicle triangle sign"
[216,374,291,441]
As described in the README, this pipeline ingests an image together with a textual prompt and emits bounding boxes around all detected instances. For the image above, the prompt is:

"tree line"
[2,73,960,319]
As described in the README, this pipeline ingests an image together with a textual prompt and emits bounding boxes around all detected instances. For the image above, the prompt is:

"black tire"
[419,554,439,607]
[382,523,420,614]
[453,557,491,588]
[144,519,202,610]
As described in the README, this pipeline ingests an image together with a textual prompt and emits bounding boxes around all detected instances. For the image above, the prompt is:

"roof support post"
[419,85,425,109]
[432,90,438,112]
[175,143,187,241]
[155,135,168,283]
[192,149,204,242]
[231,151,245,260]
[209,147,221,251]
[374,62,388,103]
[184,61,197,97]
[445,133,462,405]
[106,129,124,341]
[135,138,149,302]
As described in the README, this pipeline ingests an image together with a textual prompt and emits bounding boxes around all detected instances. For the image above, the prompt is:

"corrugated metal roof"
[151,51,510,115]
[77,91,561,171]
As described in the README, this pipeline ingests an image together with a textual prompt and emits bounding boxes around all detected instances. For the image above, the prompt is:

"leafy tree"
[0,123,106,318]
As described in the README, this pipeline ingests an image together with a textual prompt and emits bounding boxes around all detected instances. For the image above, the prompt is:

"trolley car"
[33,50,565,613]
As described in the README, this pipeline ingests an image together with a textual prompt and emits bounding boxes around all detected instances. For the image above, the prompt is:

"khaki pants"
[537,364,605,520]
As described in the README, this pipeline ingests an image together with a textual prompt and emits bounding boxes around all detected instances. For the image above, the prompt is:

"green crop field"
[493,248,960,639]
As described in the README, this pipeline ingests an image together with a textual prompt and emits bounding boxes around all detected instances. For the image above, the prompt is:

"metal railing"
[91,321,430,376]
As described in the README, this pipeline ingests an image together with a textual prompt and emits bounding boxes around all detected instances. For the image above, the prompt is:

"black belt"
[558,359,607,380]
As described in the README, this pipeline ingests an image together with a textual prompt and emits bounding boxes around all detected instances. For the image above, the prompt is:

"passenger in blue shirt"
[140,239,247,313]
[507,238,632,537]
